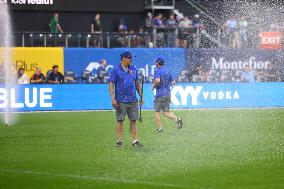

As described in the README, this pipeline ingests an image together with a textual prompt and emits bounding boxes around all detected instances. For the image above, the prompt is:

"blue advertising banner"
[186,48,284,71]
[185,49,284,82]
[64,48,185,80]
[0,83,283,111]
[169,83,284,109]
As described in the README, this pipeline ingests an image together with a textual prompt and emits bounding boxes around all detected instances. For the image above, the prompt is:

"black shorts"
[116,102,139,121]
[154,96,171,112]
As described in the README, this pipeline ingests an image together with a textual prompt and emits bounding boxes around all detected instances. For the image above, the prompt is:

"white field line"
[0,168,188,188]
[0,107,284,114]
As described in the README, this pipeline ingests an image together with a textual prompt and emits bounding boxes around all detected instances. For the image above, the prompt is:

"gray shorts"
[116,102,139,121]
[154,96,171,112]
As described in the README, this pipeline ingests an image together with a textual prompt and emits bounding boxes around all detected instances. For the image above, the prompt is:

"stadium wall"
[64,48,185,79]
[0,83,283,111]
[185,48,284,80]
[1,47,284,111]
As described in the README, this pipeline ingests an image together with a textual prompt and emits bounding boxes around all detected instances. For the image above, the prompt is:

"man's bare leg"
[130,120,143,147]
[155,112,163,129]
[130,120,137,141]
[164,111,178,122]
[116,121,123,142]
[164,111,183,129]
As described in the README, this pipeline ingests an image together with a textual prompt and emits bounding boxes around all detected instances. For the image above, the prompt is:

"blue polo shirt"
[154,66,173,98]
[241,71,255,82]
[110,64,138,103]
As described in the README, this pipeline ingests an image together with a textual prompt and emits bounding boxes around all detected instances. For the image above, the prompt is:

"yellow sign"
[0,47,64,79]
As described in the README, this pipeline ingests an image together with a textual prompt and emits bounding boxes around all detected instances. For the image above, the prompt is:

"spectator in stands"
[224,16,237,47]
[137,27,146,47]
[239,16,248,47]
[232,28,241,48]
[192,14,203,48]
[128,29,137,47]
[30,67,45,84]
[166,14,177,47]
[49,13,64,33]
[96,59,110,83]
[178,16,192,47]
[200,69,209,83]
[187,63,201,82]
[17,68,29,84]
[263,62,278,82]
[153,13,165,28]
[241,65,255,82]
[153,13,165,47]
[118,18,128,32]
[48,65,64,84]
[91,14,102,47]
[179,16,192,28]
[117,19,128,46]
[145,12,153,32]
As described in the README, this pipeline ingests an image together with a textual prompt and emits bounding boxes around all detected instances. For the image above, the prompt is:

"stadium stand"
[7,0,284,84]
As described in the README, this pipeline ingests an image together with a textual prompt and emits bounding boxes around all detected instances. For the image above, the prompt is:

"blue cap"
[120,51,133,58]
[155,57,165,65]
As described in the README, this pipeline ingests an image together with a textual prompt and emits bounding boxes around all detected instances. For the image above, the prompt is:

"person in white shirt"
[178,16,192,47]
[17,68,29,84]
[239,16,248,47]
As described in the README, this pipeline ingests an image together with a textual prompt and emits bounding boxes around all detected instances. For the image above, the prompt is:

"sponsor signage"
[259,32,282,49]
[64,48,185,79]
[0,0,53,5]
[0,47,64,79]
[0,83,283,111]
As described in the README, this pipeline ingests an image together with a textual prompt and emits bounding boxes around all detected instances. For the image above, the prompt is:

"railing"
[15,32,152,48]
[13,28,277,48]
[14,27,225,48]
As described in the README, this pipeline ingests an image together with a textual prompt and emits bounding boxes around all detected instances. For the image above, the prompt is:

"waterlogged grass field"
[0,109,283,189]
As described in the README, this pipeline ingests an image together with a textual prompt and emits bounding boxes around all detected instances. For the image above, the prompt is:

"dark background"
[9,0,144,12]
[10,0,145,32]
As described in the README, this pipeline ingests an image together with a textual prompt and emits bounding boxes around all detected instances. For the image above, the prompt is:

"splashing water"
[0,3,15,126]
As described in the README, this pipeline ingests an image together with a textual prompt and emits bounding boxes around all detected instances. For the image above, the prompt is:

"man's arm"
[30,79,42,84]
[109,82,117,108]
[30,75,37,84]
[152,78,160,90]
[60,73,65,83]
[135,80,142,97]
[47,73,59,84]
[48,80,58,84]
[91,24,94,33]
[57,24,64,33]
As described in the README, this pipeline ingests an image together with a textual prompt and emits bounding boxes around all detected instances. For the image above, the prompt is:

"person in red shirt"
[30,67,45,84]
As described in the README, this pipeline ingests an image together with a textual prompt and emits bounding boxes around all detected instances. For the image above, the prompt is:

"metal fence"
[14,28,280,48]
[14,28,220,48]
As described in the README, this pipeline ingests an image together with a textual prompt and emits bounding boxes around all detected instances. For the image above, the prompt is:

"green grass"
[0,109,283,189]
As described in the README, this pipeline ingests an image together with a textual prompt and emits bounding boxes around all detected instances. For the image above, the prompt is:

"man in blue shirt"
[152,57,183,133]
[96,59,109,83]
[240,65,255,82]
[109,51,144,148]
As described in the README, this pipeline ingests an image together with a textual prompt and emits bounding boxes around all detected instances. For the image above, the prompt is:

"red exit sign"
[259,32,282,49]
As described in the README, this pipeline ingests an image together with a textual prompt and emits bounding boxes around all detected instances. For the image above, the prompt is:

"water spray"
[0,3,14,127]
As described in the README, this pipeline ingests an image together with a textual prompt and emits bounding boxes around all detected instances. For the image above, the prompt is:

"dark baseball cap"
[155,57,165,65]
[120,51,133,58]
